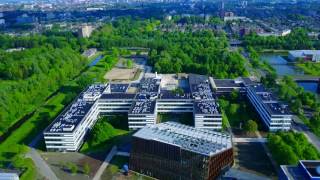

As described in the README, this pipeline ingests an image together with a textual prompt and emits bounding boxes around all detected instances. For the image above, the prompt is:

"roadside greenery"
[267,131,320,165]
[243,120,258,134]
[296,62,320,76]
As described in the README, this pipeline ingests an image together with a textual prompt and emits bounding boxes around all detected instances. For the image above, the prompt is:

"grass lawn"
[157,113,194,126]
[80,115,131,154]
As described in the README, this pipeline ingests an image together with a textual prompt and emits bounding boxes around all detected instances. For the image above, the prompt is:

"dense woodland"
[91,18,248,78]
[0,33,88,136]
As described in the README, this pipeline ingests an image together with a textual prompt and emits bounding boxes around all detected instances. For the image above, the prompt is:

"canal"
[89,55,103,67]
[261,53,319,94]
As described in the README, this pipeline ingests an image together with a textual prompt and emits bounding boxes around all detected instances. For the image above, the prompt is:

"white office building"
[246,84,292,131]
[44,74,223,152]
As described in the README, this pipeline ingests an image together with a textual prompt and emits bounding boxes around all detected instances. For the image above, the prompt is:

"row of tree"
[268,132,320,165]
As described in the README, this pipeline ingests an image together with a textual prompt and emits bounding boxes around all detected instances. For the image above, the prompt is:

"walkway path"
[93,146,118,180]
[26,131,59,180]
[292,116,320,151]
[233,137,266,143]
[255,131,279,174]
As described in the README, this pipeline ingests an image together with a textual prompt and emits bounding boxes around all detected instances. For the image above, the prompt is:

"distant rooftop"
[133,122,232,156]
[289,50,320,57]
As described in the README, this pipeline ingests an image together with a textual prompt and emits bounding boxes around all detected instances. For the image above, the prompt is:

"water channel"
[261,53,318,94]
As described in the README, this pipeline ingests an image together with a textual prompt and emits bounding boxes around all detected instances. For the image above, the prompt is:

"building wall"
[130,137,233,180]
[247,87,291,131]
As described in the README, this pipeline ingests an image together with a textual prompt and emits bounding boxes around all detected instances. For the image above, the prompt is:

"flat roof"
[300,160,320,178]
[249,84,291,115]
[45,84,106,133]
[159,90,192,99]
[129,100,156,114]
[100,93,136,100]
[139,78,161,93]
[189,74,214,100]
[194,100,221,115]
[133,122,232,156]
[110,83,130,93]
[213,79,244,88]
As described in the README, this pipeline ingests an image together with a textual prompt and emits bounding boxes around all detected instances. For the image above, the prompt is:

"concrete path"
[116,151,130,157]
[26,131,59,180]
[292,116,320,152]
[224,168,270,180]
[93,146,117,180]
[255,131,279,174]
[26,148,59,180]
[233,137,267,143]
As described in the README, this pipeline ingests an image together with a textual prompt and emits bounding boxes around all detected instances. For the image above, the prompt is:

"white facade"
[247,86,292,131]
[288,50,320,62]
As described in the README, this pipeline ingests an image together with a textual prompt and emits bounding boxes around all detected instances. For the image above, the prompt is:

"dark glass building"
[129,122,234,180]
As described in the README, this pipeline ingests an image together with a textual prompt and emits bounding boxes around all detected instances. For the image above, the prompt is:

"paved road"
[233,138,267,143]
[224,168,270,180]
[93,146,118,180]
[116,151,130,157]
[292,116,320,151]
[26,148,59,180]
[26,132,59,180]
[255,131,279,174]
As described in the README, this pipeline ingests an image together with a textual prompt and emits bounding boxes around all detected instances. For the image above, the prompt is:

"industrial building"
[288,50,320,62]
[279,160,320,180]
[130,122,234,180]
[43,73,223,151]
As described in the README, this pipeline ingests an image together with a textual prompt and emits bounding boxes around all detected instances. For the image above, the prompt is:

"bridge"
[293,77,320,82]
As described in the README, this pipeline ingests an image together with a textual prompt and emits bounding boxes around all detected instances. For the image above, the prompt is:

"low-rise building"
[288,50,320,62]
[280,160,320,180]
[44,73,223,152]
[130,122,233,180]
[246,84,292,131]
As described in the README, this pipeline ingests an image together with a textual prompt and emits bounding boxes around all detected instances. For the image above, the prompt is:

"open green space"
[80,115,131,154]
[218,91,261,136]
[157,113,194,126]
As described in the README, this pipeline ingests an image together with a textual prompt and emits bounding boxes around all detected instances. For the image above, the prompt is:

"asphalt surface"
[292,116,320,151]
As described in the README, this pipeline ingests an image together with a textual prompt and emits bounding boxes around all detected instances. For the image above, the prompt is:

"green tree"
[126,59,133,68]
[243,120,258,134]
